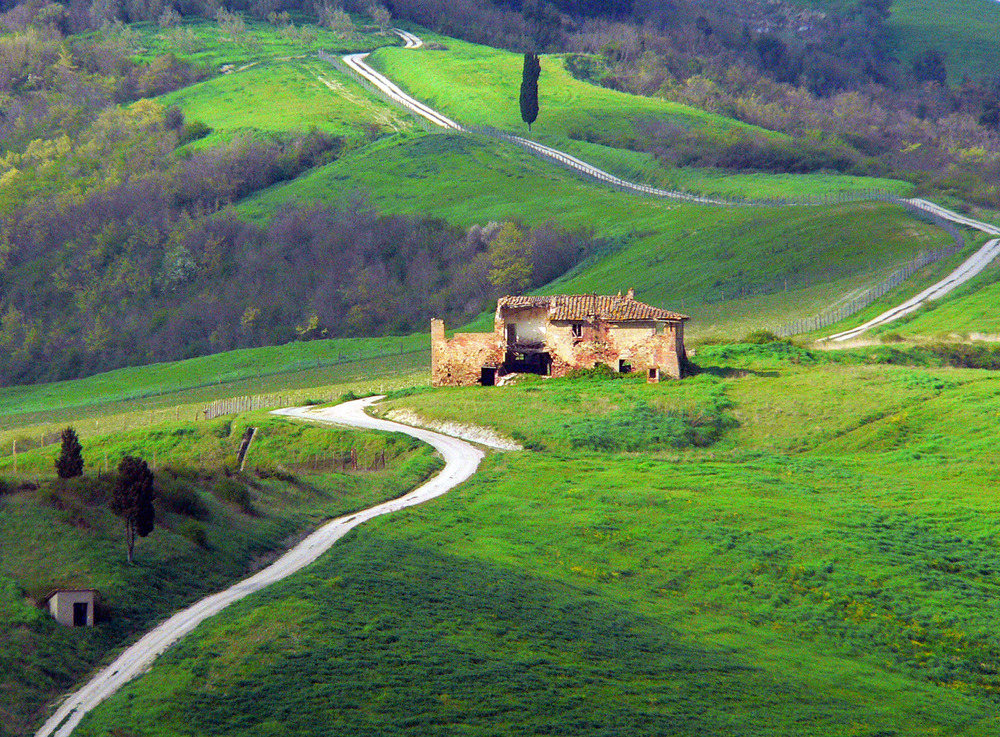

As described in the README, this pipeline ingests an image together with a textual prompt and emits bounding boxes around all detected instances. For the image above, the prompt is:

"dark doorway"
[72,602,88,626]
[619,359,632,374]
[504,351,551,376]
[648,367,659,382]
[481,367,497,386]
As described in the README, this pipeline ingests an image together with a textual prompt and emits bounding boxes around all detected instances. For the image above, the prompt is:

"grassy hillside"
[0,412,440,737]
[72,346,1000,736]
[368,35,774,143]
[0,334,426,422]
[129,17,390,70]
[801,0,1000,83]
[242,133,954,338]
[889,0,1000,82]
[159,60,412,147]
[364,33,910,198]
[873,261,1000,339]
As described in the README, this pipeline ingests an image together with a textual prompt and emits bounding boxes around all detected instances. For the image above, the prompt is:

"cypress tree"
[111,456,156,563]
[55,427,84,479]
[520,52,541,131]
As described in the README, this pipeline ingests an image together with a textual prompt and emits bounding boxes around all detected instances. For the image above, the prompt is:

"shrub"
[742,329,783,345]
[177,519,209,548]
[213,478,254,515]
[178,119,212,145]
[158,482,210,520]
[562,399,735,452]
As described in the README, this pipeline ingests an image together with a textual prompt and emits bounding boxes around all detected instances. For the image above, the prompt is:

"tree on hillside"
[520,52,540,131]
[487,222,532,294]
[367,3,391,34]
[55,427,84,479]
[111,456,156,564]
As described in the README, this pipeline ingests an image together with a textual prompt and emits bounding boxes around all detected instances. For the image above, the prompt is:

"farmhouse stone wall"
[431,319,503,387]
[431,294,688,387]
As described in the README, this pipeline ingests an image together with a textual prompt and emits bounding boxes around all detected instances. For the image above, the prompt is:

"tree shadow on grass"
[80,534,885,737]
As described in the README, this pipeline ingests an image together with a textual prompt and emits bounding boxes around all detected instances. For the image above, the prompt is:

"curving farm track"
[341,30,1000,339]
[34,397,484,737]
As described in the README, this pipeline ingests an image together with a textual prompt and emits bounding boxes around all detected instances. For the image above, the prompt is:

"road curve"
[342,30,724,204]
[338,31,1000,335]
[35,397,484,737]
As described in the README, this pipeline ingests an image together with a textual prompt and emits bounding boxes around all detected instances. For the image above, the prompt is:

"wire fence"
[467,125,903,207]
[326,52,989,341]
[774,209,967,337]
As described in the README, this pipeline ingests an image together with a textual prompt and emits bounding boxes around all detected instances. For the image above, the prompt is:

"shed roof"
[498,294,688,322]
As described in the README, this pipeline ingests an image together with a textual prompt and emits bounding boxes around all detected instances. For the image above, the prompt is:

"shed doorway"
[480,367,497,386]
[72,602,88,627]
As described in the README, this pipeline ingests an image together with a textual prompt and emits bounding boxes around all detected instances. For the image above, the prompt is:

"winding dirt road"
[34,397,484,737]
[338,31,1000,338]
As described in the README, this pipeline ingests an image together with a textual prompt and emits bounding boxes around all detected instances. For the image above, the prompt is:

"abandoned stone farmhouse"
[431,291,689,387]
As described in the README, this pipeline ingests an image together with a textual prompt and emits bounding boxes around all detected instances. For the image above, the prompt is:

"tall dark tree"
[520,52,541,131]
[111,456,156,564]
[54,427,84,479]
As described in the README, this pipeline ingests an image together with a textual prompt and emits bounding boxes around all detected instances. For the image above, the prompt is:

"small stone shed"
[46,588,98,627]
[431,290,689,387]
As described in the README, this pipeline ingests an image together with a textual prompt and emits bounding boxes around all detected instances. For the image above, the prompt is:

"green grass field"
[889,0,1000,82]
[159,59,412,147]
[367,36,775,144]
[0,334,426,421]
[872,260,1000,340]
[69,346,1000,736]
[801,0,1000,83]
[241,132,952,339]
[130,17,390,70]
[364,32,912,199]
[0,410,441,737]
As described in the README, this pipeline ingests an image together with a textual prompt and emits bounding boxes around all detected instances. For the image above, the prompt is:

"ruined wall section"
[431,319,503,387]
[545,320,686,379]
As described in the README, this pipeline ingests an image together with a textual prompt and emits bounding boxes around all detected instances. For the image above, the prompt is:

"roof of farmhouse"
[497,294,689,323]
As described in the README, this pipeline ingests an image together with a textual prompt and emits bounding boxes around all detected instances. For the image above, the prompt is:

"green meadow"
[70,345,1000,736]
[889,0,1000,82]
[242,132,953,338]
[367,35,774,143]
[0,410,441,736]
[0,334,426,421]
[130,17,390,70]
[159,60,412,147]
[803,0,1000,83]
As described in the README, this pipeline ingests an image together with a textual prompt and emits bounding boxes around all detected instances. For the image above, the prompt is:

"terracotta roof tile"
[497,294,688,322]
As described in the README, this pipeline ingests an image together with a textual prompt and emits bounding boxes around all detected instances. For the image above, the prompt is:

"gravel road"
[338,31,1000,336]
[34,397,484,737]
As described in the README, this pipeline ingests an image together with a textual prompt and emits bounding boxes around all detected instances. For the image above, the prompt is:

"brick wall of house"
[431,319,503,387]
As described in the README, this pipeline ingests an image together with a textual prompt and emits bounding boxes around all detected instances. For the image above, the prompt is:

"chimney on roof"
[626,288,635,300]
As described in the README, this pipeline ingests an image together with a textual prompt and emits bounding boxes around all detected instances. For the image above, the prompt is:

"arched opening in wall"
[619,359,632,374]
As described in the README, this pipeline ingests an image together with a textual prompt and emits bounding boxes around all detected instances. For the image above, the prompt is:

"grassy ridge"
[368,36,775,142]
[802,0,1000,83]
[0,334,426,420]
[129,17,391,69]
[364,33,910,197]
[0,412,441,737]
[72,350,1000,736]
[159,60,412,147]
[889,0,1000,82]
[241,133,952,338]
